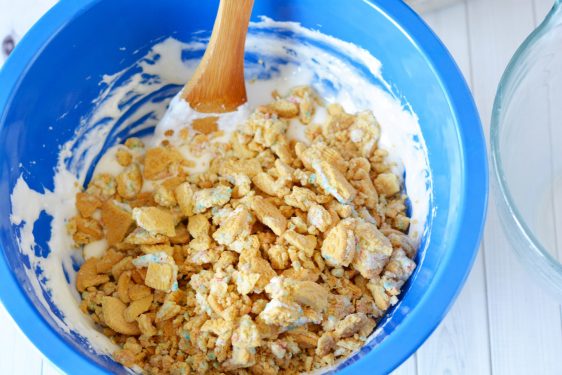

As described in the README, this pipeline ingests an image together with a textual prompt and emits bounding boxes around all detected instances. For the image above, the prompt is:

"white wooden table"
[1,0,561,374]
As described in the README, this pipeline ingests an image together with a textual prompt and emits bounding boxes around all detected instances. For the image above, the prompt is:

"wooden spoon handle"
[182,0,254,113]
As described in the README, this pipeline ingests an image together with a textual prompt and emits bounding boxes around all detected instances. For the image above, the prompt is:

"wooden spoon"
[181,0,255,113]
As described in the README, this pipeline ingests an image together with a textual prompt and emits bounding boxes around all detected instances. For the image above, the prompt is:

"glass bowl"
[492,1,562,298]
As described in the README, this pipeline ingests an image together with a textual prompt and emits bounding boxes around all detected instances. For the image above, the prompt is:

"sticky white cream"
[9,16,431,366]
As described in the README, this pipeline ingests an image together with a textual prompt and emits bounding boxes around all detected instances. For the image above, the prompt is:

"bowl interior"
[0,0,482,373]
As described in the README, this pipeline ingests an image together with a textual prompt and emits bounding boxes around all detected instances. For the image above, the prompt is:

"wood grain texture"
[41,360,62,375]
[544,59,562,265]
[415,3,492,374]
[391,354,417,375]
[534,0,562,265]
[0,304,43,375]
[467,1,562,374]
[2,1,562,375]
[182,0,254,113]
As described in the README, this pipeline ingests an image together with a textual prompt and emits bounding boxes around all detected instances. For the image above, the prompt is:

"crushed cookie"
[71,86,416,374]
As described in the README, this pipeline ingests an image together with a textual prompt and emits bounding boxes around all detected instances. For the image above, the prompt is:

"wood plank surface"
[415,3,492,374]
[467,1,562,374]
[2,1,562,375]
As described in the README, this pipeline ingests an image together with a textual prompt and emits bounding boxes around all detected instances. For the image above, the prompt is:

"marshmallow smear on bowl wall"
[8,17,432,368]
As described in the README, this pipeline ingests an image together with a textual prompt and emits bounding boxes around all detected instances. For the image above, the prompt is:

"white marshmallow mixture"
[9,17,431,362]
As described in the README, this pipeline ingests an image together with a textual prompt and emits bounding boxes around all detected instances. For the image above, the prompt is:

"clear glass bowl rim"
[491,1,562,287]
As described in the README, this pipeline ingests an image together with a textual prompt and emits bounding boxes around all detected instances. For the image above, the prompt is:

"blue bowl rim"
[0,0,488,374]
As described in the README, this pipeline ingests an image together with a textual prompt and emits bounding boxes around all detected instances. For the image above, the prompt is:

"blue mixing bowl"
[0,0,487,374]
